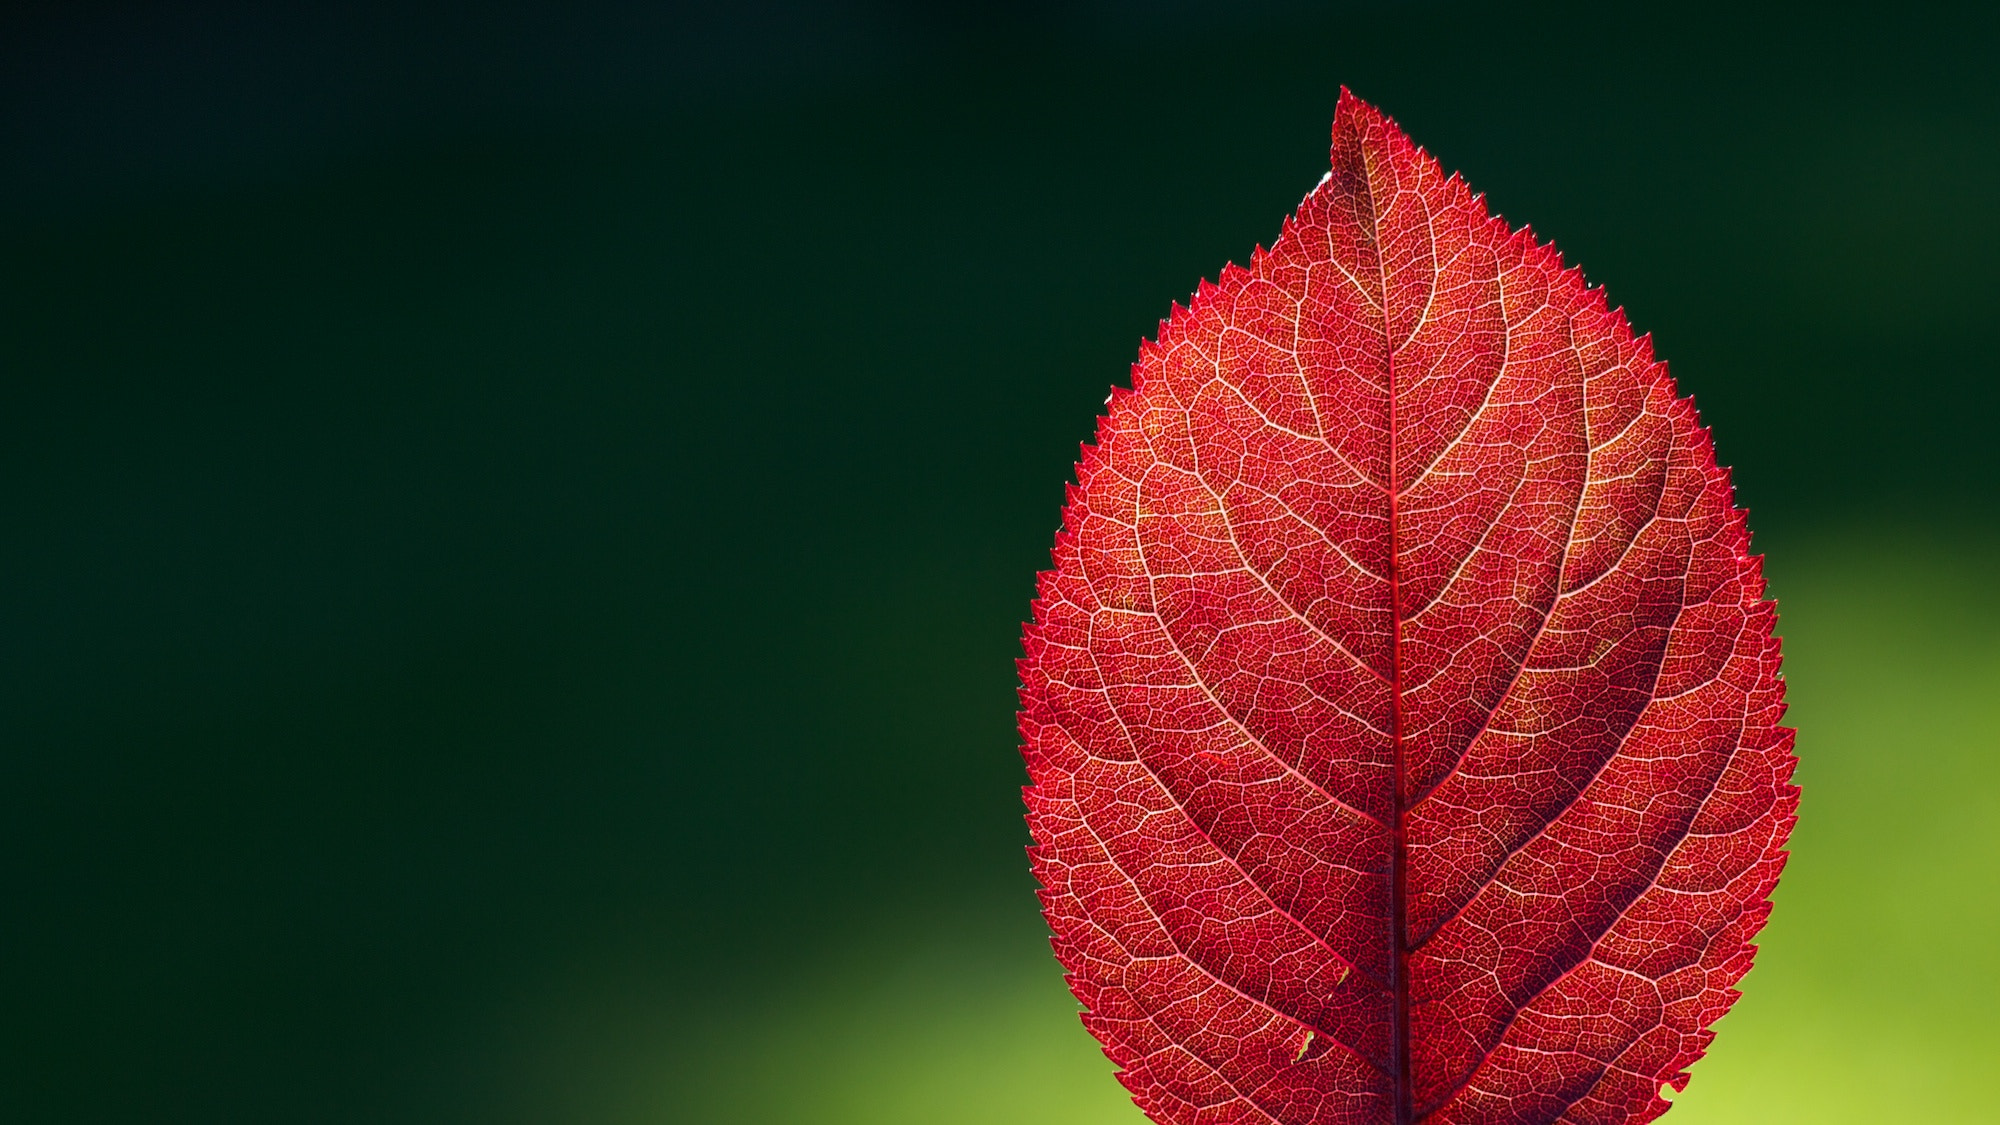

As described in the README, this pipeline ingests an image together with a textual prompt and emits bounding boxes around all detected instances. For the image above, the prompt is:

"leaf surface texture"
[1018,91,1796,1125]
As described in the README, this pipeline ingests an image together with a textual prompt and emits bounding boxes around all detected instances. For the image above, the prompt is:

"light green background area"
[528,530,1998,1124]
[1668,532,2000,1122]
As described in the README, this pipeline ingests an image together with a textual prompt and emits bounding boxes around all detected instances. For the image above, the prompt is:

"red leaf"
[1018,91,1796,1125]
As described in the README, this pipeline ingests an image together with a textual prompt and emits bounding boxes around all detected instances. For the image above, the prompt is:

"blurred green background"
[3,1,1996,1121]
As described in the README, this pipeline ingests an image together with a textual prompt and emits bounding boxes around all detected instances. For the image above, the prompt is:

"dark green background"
[4,2,1996,1121]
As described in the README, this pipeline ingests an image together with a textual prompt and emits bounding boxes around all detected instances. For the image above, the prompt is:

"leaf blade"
[1020,90,1796,1125]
